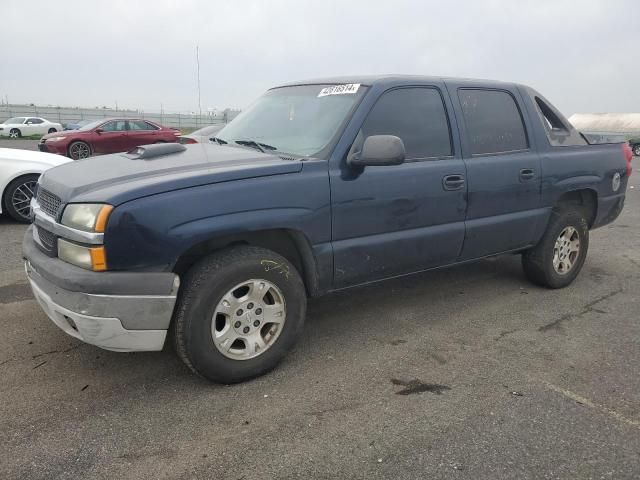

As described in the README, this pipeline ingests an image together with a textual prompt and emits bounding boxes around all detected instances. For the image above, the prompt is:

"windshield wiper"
[234,139,277,153]
[210,137,228,145]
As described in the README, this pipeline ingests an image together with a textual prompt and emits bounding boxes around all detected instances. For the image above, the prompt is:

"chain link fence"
[0,104,241,130]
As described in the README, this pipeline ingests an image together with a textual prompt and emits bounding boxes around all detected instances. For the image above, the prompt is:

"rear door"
[330,84,467,288]
[127,120,160,148]
[446,83,543,259]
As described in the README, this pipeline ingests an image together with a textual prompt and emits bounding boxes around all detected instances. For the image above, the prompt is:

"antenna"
[196,45,202,120]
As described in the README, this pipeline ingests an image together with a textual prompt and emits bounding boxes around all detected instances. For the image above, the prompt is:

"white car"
[0,148,71,222]
[0,117,64,138]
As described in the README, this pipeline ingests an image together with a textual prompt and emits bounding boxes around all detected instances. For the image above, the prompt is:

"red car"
[39,118,180,159]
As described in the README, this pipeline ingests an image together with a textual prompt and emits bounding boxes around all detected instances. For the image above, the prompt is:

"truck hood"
[38,144,303,206]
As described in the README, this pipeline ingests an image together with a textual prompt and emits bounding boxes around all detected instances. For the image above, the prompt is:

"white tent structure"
[568,113,640,134]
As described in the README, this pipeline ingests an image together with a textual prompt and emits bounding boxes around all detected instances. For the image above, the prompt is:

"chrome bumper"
[25,261,177,352]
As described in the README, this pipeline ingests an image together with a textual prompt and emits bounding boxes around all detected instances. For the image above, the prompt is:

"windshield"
[5,117,25,124]
[78,119,106,131]
[216,84,366,158]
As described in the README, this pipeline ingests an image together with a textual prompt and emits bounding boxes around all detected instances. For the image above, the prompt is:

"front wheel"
[633,144,640,157]
[68,141,91,160]
[3,174,39,222]
[172,246,307,383]
[522,208,589,289]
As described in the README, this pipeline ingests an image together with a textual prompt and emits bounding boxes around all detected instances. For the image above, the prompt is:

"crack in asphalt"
[0,343,83,369]
[538,287,623,332]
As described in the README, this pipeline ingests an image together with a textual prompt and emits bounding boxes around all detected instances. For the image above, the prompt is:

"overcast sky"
[2,0,638,115]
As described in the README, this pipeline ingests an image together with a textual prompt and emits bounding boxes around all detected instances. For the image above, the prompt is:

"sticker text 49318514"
[317,84,360,97]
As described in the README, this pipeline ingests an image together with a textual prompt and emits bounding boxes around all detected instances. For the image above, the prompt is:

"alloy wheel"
[211,279,287,360]
[11,179,37,220]
[552,226,580,275]
[69,142,90,159]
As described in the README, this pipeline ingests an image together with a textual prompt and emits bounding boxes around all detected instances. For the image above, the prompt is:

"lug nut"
[247,302,254,309]
[234,321,241,328]
[253,320,260,327]
[255,308,262,315]
[243,326,250,334]
[236,309,243,316]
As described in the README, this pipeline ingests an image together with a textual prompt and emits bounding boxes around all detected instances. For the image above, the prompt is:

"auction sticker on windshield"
[318,84,360,97]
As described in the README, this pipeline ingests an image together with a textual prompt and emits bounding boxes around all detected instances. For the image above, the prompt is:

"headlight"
[61,204,113,232]
[57,239,107,271]
[46,136,65,142]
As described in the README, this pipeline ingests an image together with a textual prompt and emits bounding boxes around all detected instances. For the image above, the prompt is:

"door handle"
[443,174,465,191]
[519,168,536,181]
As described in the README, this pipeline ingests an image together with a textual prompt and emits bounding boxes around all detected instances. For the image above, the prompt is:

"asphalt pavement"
[0,138,40,151]
[0,141,638,479]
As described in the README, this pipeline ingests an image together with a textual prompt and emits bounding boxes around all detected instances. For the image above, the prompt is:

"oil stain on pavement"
[391,378,451,395]
[0,283,32,304]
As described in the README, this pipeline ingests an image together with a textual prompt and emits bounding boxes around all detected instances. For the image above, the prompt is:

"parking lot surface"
[0,143,638,478]
[0,138,40,151]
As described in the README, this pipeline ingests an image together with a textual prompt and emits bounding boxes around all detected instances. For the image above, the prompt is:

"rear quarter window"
[533,95,587,147]
[459,89,528,155]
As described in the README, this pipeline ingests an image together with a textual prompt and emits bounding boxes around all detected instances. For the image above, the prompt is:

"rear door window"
[458,89,528,155]
[27,118,44,124]
[129,120,154,131]
[360,87,452,160]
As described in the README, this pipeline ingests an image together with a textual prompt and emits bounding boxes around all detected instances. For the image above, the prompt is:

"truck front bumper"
[23,227,179,352]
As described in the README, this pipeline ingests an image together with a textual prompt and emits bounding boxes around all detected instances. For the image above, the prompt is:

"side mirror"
[95,128,103,134]
[349,135,405,167]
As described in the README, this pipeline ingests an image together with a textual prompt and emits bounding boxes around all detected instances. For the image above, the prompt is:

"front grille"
[37,226,57,252]
[36,188,62,218]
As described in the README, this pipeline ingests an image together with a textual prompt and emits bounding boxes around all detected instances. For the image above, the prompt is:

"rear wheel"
[522,208,589,288]
[9,128,21,139]
[68,141,91,159]
[633,144,640,157]
[172,245,306,383]
[47,128,57,134]
[2,174,39,222]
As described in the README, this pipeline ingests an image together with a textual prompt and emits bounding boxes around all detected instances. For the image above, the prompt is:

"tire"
[9,128,21,139]
[522,208,589,289]
[633,144,640,157]
[68,141,91,160]
[172,245,307,383]
[2,174,39,222]
[48,128,57,134]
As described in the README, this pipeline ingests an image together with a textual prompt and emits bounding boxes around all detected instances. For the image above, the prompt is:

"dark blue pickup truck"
[23,76,632,383]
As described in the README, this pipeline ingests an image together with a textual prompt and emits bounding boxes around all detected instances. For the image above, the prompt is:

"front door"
[94,119,129,154]
[447,85,543,259]
[26,118,45,136]
[330,85,467,288]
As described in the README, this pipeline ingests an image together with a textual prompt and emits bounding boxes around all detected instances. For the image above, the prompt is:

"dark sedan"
[39,118,180,159]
